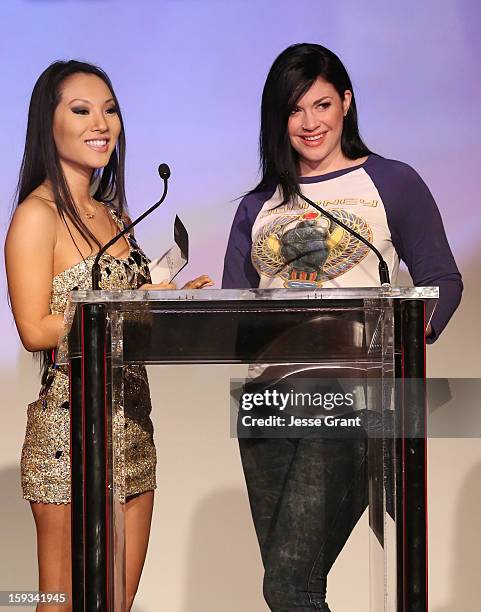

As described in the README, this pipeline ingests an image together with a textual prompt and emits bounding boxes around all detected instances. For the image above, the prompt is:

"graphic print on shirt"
[251,199,373,288]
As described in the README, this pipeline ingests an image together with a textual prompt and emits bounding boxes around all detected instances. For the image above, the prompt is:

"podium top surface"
[67,286,439,304]
[59,286,438,365]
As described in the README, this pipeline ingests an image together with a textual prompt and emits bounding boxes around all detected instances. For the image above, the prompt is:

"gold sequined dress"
[21,209,157,504]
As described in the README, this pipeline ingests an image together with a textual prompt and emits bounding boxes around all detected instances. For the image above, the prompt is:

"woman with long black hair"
[223,43,462,611]
[5,60,211,611]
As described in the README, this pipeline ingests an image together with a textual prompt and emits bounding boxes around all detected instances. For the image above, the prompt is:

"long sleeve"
[222,190,273,289]
[366,156,463,342]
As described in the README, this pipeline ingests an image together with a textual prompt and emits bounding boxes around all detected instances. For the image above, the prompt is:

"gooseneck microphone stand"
[295,187,391,286]
[92,163,171,290]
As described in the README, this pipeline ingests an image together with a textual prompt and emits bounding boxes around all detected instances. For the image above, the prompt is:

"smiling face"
[287,77,352,176]
[52,72,121,173]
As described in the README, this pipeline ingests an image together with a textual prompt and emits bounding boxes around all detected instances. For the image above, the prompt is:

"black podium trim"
[85,303,108,610]
[401,300,427,612]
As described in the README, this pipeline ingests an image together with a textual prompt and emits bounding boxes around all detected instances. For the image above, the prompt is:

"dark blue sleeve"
[222,190,272,289]
[365,155,463,342]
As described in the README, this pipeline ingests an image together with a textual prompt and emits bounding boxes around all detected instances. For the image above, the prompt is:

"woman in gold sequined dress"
[5,60,212,611]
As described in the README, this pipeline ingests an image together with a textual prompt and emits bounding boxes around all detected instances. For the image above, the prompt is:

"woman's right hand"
[139,280,177,290]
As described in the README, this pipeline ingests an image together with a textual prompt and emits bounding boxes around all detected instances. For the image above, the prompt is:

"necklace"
[83,197,97,219]
[35,192,98,219]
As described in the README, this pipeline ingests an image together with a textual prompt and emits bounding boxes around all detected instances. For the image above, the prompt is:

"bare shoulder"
[6,195,57,250]
[12,195,57,225]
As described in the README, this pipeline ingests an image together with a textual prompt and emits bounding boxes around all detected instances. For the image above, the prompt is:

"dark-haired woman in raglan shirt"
[222,44,462,612]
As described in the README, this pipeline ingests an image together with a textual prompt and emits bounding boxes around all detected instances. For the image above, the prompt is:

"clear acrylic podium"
[57,287,438,612]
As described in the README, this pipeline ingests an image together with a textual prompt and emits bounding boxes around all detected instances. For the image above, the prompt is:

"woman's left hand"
[181,275,214,289]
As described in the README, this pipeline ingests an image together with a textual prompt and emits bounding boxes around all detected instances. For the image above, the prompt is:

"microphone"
[294,187,391,286]
[92,163,171,290]
[158,163,171,180]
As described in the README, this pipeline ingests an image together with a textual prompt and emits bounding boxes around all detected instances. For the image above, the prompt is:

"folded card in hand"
[148,215,189,283]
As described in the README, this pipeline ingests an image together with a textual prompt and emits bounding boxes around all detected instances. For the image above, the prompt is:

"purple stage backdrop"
[1,0,480,361]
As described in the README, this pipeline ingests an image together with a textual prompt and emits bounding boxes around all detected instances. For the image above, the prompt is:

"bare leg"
[30,502,72,612]
[31,490,154,612]
[125,490,155,611]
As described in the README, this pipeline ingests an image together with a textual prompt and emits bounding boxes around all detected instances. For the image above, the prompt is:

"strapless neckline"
[53,206,133,279]
[52,244,133,280]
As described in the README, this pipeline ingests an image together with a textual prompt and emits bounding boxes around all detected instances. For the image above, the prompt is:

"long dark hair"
[251,43,372,203]
[15,59,127,250]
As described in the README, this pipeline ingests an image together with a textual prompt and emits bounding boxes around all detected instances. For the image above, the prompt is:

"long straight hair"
[15,59,127,250]
[251,43,372,203]
[14,60,127,378]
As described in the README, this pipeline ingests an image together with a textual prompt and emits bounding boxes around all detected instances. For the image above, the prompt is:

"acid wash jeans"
[238,424,369,612]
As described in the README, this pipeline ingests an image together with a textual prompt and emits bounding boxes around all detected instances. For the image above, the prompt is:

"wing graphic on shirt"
[252,209,372,285]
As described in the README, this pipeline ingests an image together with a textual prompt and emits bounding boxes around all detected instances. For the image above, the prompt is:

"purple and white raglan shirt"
[222,154,463,342]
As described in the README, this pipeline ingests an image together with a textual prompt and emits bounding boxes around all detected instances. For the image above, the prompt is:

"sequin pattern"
[21,208,156,504]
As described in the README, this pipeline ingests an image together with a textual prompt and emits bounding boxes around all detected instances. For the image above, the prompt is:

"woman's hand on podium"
[139,275,214,291]
[139,280,177,290]
[181,274,214,289]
